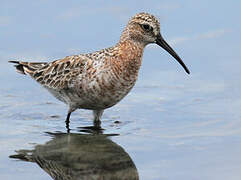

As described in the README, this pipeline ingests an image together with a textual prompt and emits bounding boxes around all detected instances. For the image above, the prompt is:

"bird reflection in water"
[10,128,139,180]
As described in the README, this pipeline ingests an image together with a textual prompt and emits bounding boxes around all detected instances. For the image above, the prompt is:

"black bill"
[156,34,190,74]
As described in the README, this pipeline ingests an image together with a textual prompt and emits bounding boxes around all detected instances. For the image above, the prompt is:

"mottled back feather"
[9,55,90,90]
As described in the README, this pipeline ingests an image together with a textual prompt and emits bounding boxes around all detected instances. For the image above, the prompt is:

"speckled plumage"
[9,12,190,128]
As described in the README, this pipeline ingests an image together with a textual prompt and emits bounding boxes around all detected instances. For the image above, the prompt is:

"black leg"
[65,112,71,133]
[93,110,103,129]
[94,119,101,129]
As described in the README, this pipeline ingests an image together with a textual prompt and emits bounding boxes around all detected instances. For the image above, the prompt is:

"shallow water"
[1,1,241,180]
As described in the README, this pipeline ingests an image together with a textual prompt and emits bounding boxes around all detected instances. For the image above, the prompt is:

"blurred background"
[1,0,241,180]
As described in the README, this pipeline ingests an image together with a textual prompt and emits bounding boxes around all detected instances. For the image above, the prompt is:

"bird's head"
[121,12,190,74]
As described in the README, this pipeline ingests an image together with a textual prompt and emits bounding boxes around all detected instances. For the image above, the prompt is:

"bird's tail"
[9,61,48,75]
[9,61,28,75]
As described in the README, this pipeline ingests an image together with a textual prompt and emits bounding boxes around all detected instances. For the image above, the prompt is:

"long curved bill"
[156,34,190,74]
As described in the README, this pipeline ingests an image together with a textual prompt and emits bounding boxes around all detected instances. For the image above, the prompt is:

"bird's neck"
[118,39,145,66]
[110,39,145,81]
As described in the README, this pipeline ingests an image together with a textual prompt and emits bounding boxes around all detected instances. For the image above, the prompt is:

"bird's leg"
[65,111,72,133]
[93,110,104,128]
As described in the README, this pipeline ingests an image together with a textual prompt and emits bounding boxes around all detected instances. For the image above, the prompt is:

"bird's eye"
[141,24,153,32]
